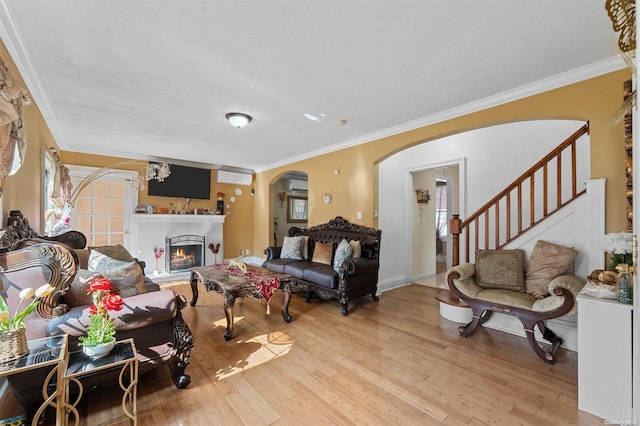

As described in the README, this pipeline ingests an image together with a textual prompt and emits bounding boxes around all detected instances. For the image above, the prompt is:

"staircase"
[437,122,590,306]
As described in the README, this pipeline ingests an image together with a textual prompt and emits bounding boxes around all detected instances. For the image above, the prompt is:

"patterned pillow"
[475,249,526,291]
[334,239,353,273]
[89,244,136,262]
[281,236,304,260]
[312,242,334,265]
[88,250,146,297]
[525,240,578,298]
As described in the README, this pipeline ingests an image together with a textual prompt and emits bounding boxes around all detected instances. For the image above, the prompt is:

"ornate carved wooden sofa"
[2,209,87,250]
[447,241,585,363]
[263,216,381,315]
[0,220,193,421]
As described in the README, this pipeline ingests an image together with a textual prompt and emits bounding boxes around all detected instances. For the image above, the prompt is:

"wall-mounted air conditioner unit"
[217,170,253,186]
[287,179,308,191]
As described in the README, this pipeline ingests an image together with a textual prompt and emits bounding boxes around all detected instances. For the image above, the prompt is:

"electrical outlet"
[245,249,250,256]
[356,211,362,220]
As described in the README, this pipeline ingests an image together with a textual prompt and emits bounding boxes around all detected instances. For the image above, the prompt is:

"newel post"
[450,214,461,267]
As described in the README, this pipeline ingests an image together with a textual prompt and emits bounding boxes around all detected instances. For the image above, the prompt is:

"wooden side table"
[0,334,68,426]
[63,338,138,425]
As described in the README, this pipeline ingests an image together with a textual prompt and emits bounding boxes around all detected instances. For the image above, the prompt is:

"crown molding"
[0,4,626,175]
[257,56,626,173]
[0,0,66,146]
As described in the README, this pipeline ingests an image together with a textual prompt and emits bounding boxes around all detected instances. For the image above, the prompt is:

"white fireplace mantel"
[130,214,225,276]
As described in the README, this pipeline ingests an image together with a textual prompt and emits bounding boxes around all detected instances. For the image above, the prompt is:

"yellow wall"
[1,40,61,232]
[254,70,630,256]
[58,151,254,257]
[0,34,630,258]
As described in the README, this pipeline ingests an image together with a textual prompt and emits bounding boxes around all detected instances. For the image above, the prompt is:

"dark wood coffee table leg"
[223,292,236,341]
[282,281,292,323]
[189,272,199,306]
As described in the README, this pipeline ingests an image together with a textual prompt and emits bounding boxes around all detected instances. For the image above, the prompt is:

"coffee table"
[189,264,292,340]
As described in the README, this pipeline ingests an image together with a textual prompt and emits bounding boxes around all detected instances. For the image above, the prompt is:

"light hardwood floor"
[1,282,603,425]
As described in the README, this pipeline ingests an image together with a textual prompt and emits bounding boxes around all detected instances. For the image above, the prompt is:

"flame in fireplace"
[170,247,197,270]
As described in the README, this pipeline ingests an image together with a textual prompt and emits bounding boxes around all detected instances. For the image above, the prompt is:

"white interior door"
[67,165,138,248]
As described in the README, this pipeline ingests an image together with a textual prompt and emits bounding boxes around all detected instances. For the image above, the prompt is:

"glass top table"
[0,334,68,426]
[0,334,67,374]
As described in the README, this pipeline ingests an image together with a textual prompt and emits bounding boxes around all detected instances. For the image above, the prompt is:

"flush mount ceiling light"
[226,112,252,128]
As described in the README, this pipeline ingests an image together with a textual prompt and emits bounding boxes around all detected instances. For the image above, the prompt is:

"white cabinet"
[578,294,633,421]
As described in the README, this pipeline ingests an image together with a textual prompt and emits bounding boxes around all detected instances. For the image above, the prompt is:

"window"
[67,165,138,247]
[287,195,308,223]
[435,179,447,238]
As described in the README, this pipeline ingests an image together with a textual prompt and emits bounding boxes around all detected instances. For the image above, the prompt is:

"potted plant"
[79,277,125,359]
[0,283,55,363]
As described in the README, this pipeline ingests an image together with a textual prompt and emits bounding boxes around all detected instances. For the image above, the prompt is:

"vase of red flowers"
[80,277,124,359]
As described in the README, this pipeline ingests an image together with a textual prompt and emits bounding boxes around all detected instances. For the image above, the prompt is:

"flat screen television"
[147,164,211,200]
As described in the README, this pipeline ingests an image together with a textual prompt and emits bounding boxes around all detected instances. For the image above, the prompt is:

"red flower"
[87,278,113,294]
[103,294,124,312]
[88,304,98,315]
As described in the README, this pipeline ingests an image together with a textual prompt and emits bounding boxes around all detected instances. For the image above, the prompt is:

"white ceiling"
[0,1,624,173]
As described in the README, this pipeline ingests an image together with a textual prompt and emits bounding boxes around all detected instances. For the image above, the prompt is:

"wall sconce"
[416,189,430,204]
[278,191,287,209]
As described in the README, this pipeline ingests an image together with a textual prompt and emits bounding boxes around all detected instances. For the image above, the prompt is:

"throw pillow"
[312,242,334,265]
[65,269,104,307]
[334,239,353,273]
[302,236,310,260]
[475,249,526,291]
[349,240,362,259]
[88,250,146,298]
[89,244,136,263]
[281,236,304,260]
[525,240,578,299]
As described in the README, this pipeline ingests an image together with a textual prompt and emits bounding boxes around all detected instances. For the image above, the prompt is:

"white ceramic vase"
[82,339,116,359]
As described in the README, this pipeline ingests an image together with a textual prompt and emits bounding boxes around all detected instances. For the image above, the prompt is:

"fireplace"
[166,234,205,272]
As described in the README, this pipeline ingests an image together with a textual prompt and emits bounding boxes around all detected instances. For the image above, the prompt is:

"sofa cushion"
[312,242,334,265]
[475,249,525,291]
[48,289,177,337]
[264,258,298,274]
[303,264,339,289]
[283,260,314,279]
[334,239,353,273]
[525,240,578,299]
[65,269,104,307]
[88,250,146,298]
[281,236,304,260]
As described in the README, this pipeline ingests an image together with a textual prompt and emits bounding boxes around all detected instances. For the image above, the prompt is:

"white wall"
[378,119,589,291]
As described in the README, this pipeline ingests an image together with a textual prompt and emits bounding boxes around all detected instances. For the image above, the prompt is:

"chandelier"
[67,161,170,207]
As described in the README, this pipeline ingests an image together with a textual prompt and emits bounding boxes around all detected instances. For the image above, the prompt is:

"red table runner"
[212,264,281,310]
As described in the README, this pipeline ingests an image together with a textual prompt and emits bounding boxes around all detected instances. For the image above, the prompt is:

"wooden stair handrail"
[451,123,589,267]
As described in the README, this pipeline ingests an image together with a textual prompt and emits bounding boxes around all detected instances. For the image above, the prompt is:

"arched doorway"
[272,171,308,246]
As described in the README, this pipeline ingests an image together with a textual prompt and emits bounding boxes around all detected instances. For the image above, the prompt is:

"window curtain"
[0,57,28,196]
[45,148,72,236]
